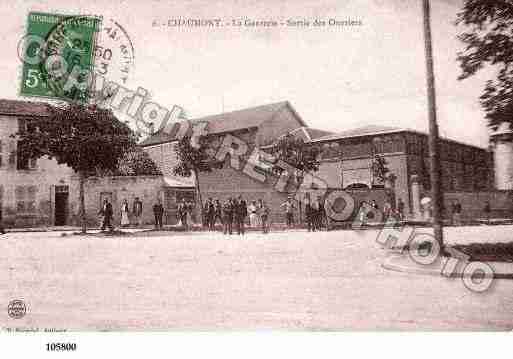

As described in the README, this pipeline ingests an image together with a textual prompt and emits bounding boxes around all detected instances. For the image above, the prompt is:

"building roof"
[304,127,335,140]
[311,125,413,142]
[311,124,488,150]
[140,101,305,147]
[0,99,50,117]
[259,126,335,148]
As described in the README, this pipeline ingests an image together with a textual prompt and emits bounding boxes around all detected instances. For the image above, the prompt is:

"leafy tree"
[15,102,137,233]
[371,154,390,184]
[456,0,513,129]
[172,135,218,219]
[116,147,162,176]
[268,132,322,222]
[270,133,321,179]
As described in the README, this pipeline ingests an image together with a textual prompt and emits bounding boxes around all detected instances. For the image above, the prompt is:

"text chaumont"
[158,18,223,27]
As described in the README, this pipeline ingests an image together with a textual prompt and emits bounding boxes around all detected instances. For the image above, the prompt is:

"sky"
[3,0,493,147]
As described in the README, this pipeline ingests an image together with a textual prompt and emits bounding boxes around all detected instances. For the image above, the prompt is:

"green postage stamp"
[20,12,101,102]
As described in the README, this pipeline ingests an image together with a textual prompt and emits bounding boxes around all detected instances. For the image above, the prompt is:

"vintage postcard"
[1,0,513,353]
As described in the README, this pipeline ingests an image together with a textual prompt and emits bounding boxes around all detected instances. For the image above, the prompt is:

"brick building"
[141,108,496,222]
[310,125,495,216]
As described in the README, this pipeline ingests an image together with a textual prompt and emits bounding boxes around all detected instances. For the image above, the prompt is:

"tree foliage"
[116,148,162,176]
[172,135,221,217]
[456,0,513,129]
[15,102,138,175]
[371,154,390,183]
[269,133,321,176]
[172,135,217,178]
[14,102,138,232]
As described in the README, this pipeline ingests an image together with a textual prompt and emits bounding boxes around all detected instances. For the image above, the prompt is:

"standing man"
[99,198,114,231]
[312,196,321,231]
[177,199,188,229]
[222,198,233,235]
[207,198,215,231]
[153,199,164,229]
[383,200,392,222]
[132,197,143,227]
[280,197,295,228]
[213,199,223,230]
[305,195,314,232]
[202,199,210,228]
[259,199,270,234]
[0,204,6,235]
[316,195,326,231]
[235,195,247,235]
[397,198,405,222]
[452,200,462,226]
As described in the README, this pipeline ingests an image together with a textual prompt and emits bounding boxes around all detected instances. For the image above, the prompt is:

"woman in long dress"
[186,200,194,227]
[120,199,130,227]
[259,200,270,234]
[248,201,259,227]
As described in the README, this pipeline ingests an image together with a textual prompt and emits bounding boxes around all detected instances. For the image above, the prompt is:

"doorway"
[54,185,69,226]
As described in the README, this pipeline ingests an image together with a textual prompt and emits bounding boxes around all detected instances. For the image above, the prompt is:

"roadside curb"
[382,253,513,279]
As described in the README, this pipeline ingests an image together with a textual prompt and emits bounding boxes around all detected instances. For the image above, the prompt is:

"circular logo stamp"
[7,300,27,319]
[33,14,136,103]
[94,18,135,86]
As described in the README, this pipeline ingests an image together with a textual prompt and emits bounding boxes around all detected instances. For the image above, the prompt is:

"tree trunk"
[193,168,203,225]
[79,171,87,233]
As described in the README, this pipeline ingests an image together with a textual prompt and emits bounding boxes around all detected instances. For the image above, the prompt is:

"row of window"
[316,133,491,165]
[406,134,491,164]
[317,135,408,160]
[415,159,491,191]
[0,140,38,170]
[0,185,38,213]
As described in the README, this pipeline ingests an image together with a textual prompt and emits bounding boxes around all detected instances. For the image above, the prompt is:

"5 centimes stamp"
[7,300,26,319]
[95,18,135,86]
[19,12,101,102]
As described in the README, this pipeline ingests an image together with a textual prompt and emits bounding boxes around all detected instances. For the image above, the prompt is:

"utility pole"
[422,0,444,250]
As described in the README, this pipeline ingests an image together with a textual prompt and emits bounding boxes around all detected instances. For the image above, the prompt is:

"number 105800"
[46,343,77,351]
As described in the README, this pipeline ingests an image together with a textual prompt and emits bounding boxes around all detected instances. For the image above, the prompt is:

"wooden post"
[422,0,444,249]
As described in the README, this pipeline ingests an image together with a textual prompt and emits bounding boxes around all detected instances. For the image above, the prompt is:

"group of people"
[200,195,329,234]
[95,194,410,233]
[98,197,164,231]
[355,198,406,226]
[201,196,270,235]
[301,196,328,232]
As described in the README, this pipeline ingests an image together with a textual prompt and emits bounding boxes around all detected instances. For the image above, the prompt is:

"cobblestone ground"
[0,226,513,331]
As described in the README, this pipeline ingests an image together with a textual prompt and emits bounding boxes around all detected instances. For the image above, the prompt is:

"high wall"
[443,191,513,221]
[77,175,165,227]
[317,153,410,215]
[199,164,290,224]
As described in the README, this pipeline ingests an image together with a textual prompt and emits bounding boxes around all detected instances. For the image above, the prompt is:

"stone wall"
[77,175,165,227]
[443,191,513,220]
